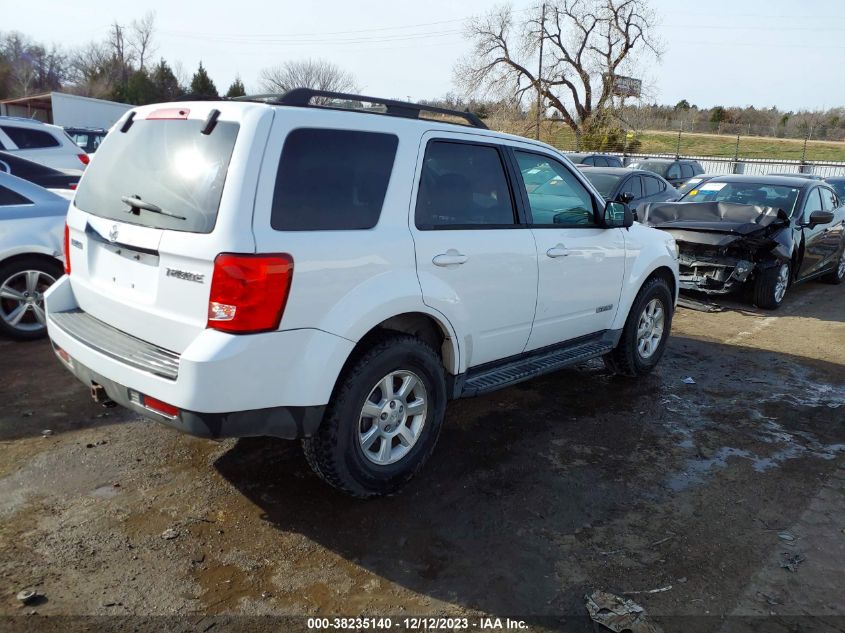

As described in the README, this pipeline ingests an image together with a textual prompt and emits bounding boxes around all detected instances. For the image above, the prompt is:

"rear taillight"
[77,153,90,165]
[207,253,294,333]
[69,183,78,190]
[63,223,71,274]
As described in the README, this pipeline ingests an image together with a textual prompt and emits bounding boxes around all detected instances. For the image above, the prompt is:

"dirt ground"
[0,282,843,633]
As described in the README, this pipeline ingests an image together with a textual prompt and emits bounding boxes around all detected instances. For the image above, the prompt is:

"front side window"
[272,128,397,231]
[623,175,643,198]
[803,188,823,222]
[515,151,596,226]
[0,184,32,206]
[0,126,60,149]
[415,141,515,229]
[820,187,837,211]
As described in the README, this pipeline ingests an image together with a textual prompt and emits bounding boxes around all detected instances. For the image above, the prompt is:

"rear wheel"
[822,247,845,285]
[753,262,790,309]
[0,257,63,341]
[302,334,446,498]
[604,276,674,377]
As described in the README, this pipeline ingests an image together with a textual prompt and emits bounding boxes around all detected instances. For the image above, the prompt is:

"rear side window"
[272,128,397,231]
[74,118,239,233]
[416,141,516,229]
[643,176,661,196]
[0,184,32,206]
[1,126,60,149]
[607,156,622,167]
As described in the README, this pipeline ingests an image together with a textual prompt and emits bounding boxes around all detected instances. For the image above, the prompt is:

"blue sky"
[9,0,845,111]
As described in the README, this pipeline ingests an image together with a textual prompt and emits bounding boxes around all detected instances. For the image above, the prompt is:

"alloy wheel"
[358,370,428,466]
[0,270,56,334]
[636,297,665,359]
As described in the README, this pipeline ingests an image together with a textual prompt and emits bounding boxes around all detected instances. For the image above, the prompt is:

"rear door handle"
[546,243,570,258]
[432,249,469,267]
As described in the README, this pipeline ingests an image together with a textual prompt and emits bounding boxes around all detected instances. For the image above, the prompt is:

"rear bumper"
[44,275,354,438]
[53,347,324,439]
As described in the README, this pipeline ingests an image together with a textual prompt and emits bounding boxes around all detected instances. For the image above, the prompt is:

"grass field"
[489,118,845,162]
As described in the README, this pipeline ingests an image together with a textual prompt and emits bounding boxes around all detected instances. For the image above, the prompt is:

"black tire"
[0,256,63,341]
[604,276,674,377]
[753,262,790,310]
[302,333,447,498]
[822,247,845,285]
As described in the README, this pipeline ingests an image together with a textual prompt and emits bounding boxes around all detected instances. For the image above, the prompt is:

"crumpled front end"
[675,239,757,294]
[640,201,794,296]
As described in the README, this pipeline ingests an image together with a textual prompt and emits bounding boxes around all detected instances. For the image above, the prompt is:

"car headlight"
[666,239,679,259]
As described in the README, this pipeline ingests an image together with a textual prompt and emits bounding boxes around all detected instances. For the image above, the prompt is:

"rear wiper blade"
[121,195,186,220]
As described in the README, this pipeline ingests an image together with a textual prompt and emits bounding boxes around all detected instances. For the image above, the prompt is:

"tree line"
[3,2,843,148]
[0,13,244,105]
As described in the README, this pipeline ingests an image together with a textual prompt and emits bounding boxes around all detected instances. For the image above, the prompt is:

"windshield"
[680,181,801,216]
[676,176,707,196]
[581,172,621,198]
[629,161,669,177]
[74,118,239,233]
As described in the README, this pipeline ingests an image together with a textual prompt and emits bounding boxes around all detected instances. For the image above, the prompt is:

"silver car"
[0,172,67,339]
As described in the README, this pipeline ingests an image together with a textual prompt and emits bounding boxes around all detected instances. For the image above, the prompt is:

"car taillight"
[77,153,90,165]
[207,253,294,333]
[69,183,77,190]
[63,223,71,274]
[143,396,179,418]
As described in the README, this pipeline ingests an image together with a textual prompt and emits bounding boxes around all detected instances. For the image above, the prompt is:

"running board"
[459,333,616,398]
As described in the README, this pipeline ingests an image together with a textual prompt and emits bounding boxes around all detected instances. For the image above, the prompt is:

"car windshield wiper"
[121,195,186,220]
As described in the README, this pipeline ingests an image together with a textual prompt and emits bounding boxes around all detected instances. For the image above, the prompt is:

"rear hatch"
[64,102,272,353]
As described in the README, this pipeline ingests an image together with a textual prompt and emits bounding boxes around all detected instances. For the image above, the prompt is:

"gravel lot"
[1,283,843,632]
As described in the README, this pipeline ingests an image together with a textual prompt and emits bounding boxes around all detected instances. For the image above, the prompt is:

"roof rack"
[234,88,488,129]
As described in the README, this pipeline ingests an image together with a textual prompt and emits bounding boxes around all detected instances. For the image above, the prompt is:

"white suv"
[0,117,89,173]
[45,90,679,497]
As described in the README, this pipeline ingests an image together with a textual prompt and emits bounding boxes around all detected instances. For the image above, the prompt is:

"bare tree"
[457,0,661,140]
[108,22,133,86]
[130,11,156,71]
[258,59,357,102]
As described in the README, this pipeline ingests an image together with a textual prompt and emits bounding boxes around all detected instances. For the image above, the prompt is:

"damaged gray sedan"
[639,175,845,309]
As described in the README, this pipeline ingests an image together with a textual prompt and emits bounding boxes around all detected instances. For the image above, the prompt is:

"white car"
[0,117,89,173]
[0,172,67,340]
[46,90,679,497]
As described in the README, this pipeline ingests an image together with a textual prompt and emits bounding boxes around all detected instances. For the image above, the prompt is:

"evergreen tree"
[124,68,157,105]
[225,77,245,98]
[189,61,218,98]
[150,58,182,101]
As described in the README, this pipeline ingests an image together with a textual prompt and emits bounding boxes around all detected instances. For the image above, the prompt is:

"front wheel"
[0,256,63,341]
[753,262,790,309]
[604,276,674,377]
[302,334,447,498]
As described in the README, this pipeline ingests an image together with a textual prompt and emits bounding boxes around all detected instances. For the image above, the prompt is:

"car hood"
[639,201,790,235]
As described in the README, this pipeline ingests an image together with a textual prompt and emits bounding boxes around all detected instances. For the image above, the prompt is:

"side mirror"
[807,210,834,227]
[617,191,636,205]
[604,200,634,228]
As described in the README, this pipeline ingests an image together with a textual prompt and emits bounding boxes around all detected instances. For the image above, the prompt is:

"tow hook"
[90,383,117,407]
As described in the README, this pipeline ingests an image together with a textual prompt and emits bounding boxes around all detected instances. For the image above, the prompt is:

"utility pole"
[535,2,546,140]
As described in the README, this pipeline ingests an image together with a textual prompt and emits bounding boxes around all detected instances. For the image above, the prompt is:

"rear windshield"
[629,161,670,177]
[74,118,239,233]
[680,181,801,216]
[581,172,621,198]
